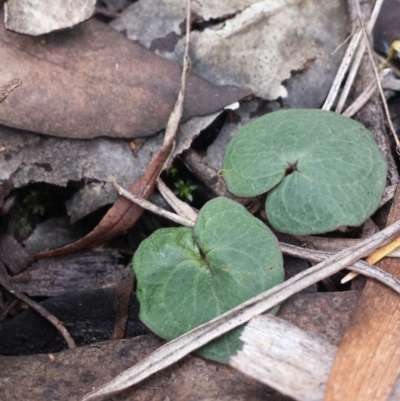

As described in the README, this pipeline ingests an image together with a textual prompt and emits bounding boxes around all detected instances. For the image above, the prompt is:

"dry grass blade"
[81,218,400,401]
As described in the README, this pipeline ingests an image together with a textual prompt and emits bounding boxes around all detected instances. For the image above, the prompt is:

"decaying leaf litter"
[2,0,400,400]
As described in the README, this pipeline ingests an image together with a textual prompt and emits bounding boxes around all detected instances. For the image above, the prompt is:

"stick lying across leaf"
[81,217,400,401]
[33,5,192,260]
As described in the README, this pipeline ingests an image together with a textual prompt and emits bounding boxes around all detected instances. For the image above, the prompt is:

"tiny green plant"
[222,109,387,235]
[173,179,198,203]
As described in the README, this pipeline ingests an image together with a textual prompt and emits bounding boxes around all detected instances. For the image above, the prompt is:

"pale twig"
[352,0,400,150]
[322,28,362,111]
[113,182,195,228]
[156,178,198,222]
[343,69,391,117]
[334,0,385,113]
[280,243,400,293]
[0,271,76,348]
[81,219,400,401]
[114,181,400,292]
[162,1,191,150]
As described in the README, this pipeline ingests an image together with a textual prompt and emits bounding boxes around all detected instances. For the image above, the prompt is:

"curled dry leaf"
[0,11,249,139]
[4,0,96,35]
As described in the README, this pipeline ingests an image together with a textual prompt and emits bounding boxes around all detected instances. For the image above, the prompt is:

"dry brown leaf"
[0,78,21,104]
[4,0,96,35]
[32,6,192,259]
[0,11,249,139]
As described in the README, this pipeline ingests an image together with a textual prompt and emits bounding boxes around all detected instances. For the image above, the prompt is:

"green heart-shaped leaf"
[132,197,284,363]
[222,109,387,235]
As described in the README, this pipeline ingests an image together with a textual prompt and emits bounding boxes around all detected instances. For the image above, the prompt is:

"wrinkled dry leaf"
[4,0,96,36]
[0,111,219,219]
[112,0,348,100]
[0,11,248,139]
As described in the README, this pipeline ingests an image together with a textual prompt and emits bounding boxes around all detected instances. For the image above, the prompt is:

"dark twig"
[0,264,76,348]
[0,298,18,322]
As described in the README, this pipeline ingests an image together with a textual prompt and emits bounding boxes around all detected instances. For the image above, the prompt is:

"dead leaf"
[4,0,96,35]
[0,335,288,401]
[32,8,191,259]
[0,111,219,220]
[0,291,359,400]
[0,11,249,139]
[113,0,348,101]
[10,249,123,297]
[32,137,169,259]
[191,0,257,20]
[0,233,32,275]
[0,78,21,104]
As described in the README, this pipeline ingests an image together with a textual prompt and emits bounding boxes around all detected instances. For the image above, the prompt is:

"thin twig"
[162,1,191,150]
[0,298,18,322]
[82,217,400,400]
[343,69,391,117]
[114,182,400,293]
[156,178,198,221]
[332,0,384,113]
[280,243,400,293]
[0,272,76,348]
[322,28,362,111]
[352,0,400,150]
[113,182,195,227]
